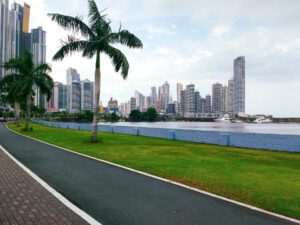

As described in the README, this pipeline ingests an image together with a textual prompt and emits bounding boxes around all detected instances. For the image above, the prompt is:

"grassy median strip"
[8,122,300,219]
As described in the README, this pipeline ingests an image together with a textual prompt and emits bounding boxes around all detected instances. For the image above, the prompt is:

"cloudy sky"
[14,0,300,116]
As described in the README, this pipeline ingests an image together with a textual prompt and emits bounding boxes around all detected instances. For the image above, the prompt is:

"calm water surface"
[98,121,300,135]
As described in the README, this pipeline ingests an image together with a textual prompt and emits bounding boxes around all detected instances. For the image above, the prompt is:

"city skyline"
[6,0,300,117]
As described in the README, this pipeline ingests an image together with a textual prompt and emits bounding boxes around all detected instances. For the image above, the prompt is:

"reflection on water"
[98,121,300,135]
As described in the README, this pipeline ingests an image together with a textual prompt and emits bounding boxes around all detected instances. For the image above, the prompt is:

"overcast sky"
[14,0,300,116]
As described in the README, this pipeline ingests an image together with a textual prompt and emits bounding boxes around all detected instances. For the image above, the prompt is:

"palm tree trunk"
[25,94,31,131]
[15,101,20,127]
[91,52,101,142]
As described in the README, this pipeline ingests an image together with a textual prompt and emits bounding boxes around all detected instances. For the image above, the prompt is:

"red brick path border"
[0,148,91,225]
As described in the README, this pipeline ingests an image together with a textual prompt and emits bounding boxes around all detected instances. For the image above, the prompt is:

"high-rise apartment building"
[176,83,183,103]
[180,90,186,115]
[66,68,80,85]
[32,27,47,108]
[158,81,170,111]
[31,27,46,65]
[0,1,25,79]
[227,79,234,113]
[81,79,94,111]
[195,91,201,114]
[233,56,245,114]
[185,84,196,117]
[212,83,222,113]
[125,101,131,115]
[221,85,228,113]
[150,87,157,108]
[69,81,81,113]
[205,94,212,113]
[53,82,67,111]
[66,68,81,112]
[176,83,183,113]
[135,90,145,111]
[130,97,136,112]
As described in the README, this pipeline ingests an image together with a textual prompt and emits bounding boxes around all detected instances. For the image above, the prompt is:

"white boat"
[254,116,273,123]
[231,119,243,123]
[215,114,231,122]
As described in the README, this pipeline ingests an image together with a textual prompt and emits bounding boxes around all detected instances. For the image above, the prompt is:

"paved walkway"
[0,142,89,225]
[0,123,299,225]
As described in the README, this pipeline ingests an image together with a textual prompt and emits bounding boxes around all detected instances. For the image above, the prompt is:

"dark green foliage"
[129,108,158,122]
[129,110,143,122]
[0,50,53,130]
[143,108,157,122]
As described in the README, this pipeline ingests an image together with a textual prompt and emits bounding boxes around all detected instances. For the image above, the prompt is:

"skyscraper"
[212,83,222,113]
[185,84,195,117]
[81,79,94,111]
[135,90,145,111]
[180,90,186,115]
[130,97,136,112]
[233,56,245,114]
[0,0,8,79]
[66,68,81,112]
[69,81,81,113]
[221,85,228,113]
[227,79,234,113]
[205,94,212,113]
[150,87,157,108]
[158,81,170,111]
[0,1,32,79]
[32,27,46,108]
[31,27,46,65]
[52,82,67,111]
[195,91,201,114]
[66,68,80,85]
[176,83,183,113]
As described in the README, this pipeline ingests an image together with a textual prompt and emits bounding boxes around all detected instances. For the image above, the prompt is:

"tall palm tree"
[48,0,143,142]
[1,50,53,131]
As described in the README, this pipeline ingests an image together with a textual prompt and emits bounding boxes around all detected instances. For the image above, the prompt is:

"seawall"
[32,120,300,153]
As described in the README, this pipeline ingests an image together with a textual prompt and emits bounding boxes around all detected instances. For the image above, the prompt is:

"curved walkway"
[0,123,298,225]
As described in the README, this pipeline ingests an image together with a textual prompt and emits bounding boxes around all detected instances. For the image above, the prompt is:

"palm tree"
[0,75,24,126]
[1,50,53,131]
[48,0,143,142]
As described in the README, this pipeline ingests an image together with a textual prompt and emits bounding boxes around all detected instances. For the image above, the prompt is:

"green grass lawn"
[8,122,300,219]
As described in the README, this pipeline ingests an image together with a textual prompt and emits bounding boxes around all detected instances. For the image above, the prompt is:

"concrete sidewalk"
[0,123,299,225]
[0,145,91,225]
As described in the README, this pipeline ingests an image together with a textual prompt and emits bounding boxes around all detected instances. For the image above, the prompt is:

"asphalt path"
[0,123,298,225]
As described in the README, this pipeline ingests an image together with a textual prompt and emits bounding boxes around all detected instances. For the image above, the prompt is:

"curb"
[0,143,102,225]
[6,123,300,225]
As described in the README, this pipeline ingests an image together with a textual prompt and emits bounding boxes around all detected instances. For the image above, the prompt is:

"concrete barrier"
[32,120,300,153]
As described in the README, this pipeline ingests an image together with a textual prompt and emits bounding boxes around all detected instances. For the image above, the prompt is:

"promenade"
[0,123,298,225]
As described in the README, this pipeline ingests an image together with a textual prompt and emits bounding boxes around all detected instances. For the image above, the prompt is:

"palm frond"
[34,74,54,101]
[102,45,129,79]
[53,36,89,61]
[109,30,143,49]
[33,63,52,74]
[88,0,111,36]
[0,74,21,90]
[82,37,106,58]
[48,13,94,38]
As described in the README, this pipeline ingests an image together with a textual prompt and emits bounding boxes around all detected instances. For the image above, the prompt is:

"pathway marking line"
[6,124,300,225]
[0,143,102,225]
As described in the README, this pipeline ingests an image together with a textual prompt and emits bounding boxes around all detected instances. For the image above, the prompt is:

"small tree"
[129,110,142,122]
[144,108,157,122]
